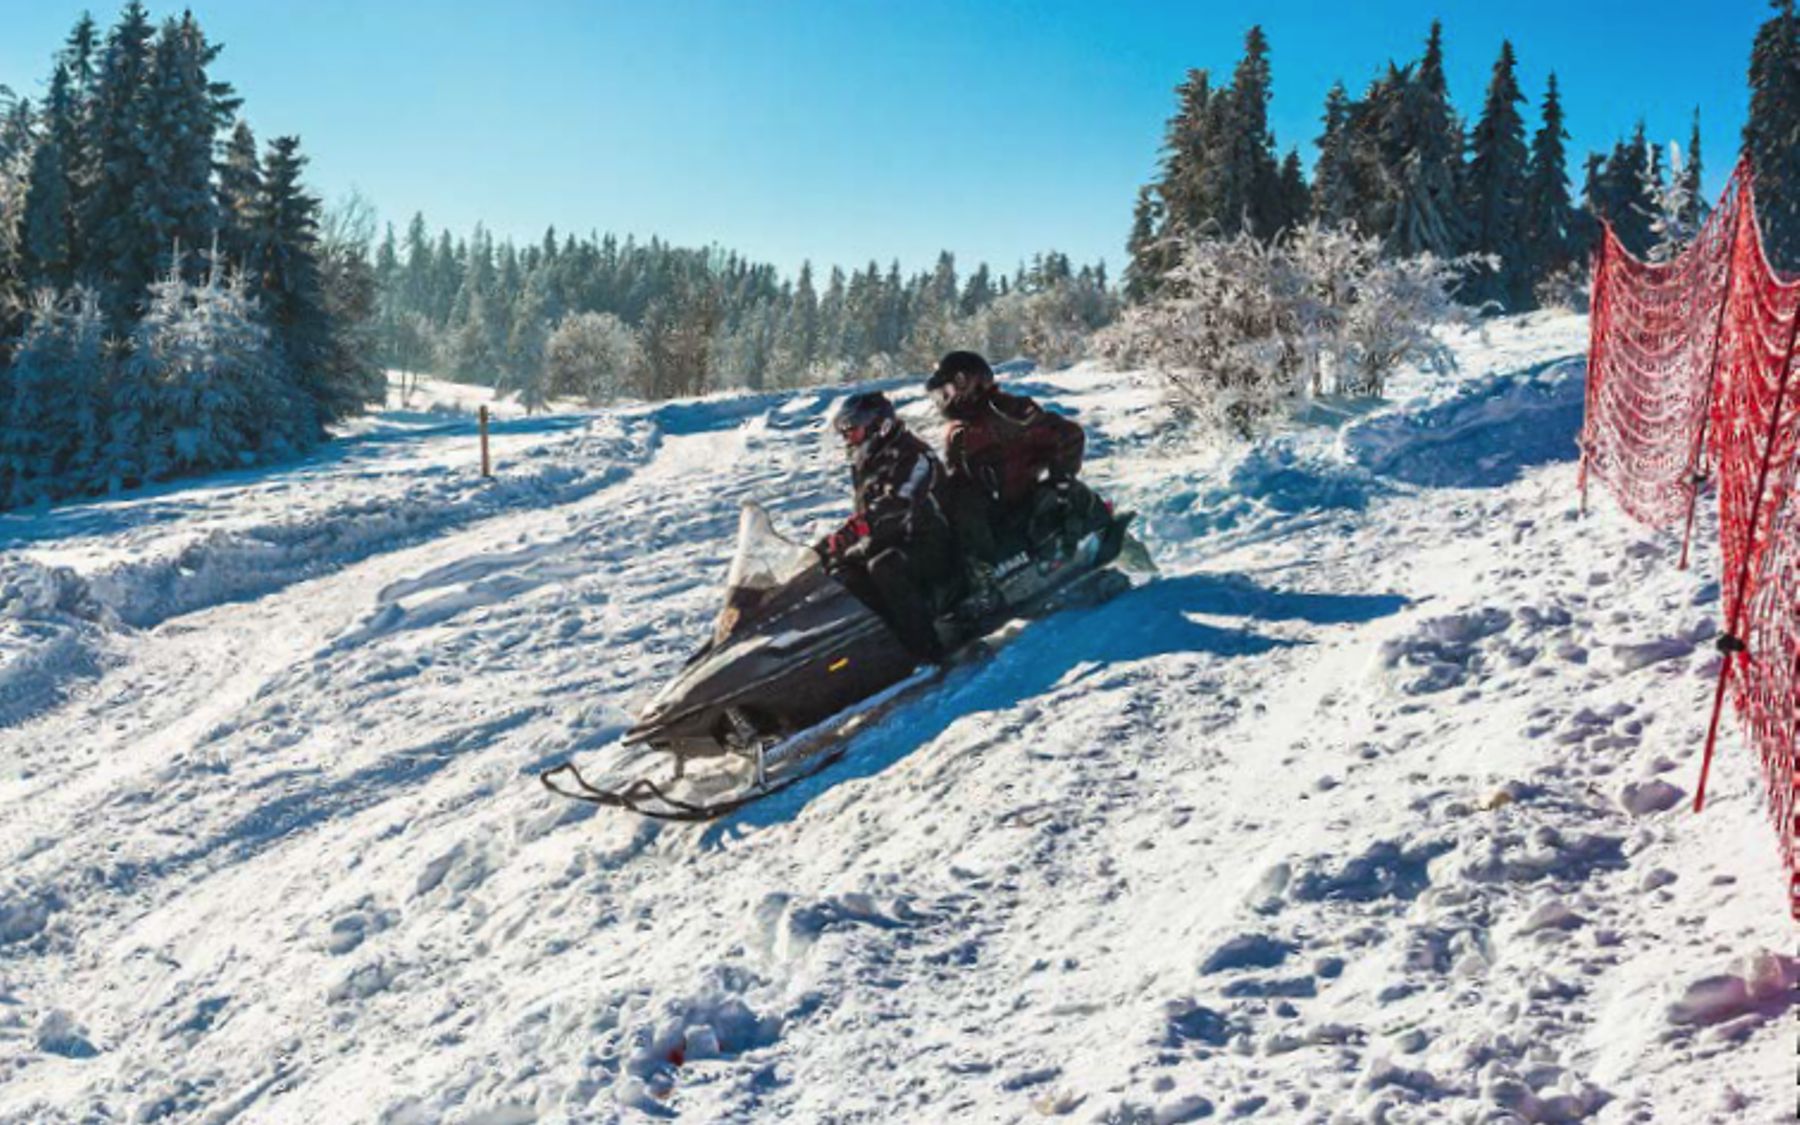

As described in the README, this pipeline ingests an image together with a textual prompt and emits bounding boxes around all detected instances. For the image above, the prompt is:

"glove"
[815,517,870,567]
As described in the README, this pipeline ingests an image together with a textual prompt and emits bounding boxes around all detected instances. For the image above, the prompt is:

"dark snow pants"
[838,539,956,661]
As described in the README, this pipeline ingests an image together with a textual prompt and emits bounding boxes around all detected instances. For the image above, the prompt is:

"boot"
[956,558,1007,624]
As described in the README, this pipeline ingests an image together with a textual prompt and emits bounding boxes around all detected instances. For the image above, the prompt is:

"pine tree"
[250,135,331,436]
[80,0,156,320]
[1124,185,1166,302]
[1597,126,1656,256]
[1678,109,1705,232]
[960,262,993,315]
[1466,41,1530,309]
[1212,26,1282,238]
[1520,72,1575,300]
[1383,21,1469,257]
[1312,81,1359,229]
[1747,0,1800,269]
[20,65,78,289]
[215,120,261,269]
[1157,68,1216,235]
[136,14,237,282]
[1276,149,1311,231]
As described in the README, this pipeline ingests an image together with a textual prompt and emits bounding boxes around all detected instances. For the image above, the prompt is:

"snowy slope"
[0,314,1791,1124]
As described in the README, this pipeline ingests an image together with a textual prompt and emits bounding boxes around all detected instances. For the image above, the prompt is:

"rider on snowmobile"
[814,391,957,663]
[926,350,1108,570]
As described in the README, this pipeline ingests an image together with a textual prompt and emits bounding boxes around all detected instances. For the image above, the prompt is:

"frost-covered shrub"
[1533,264,1592,314]
[545,311,642,404]
[971,278,1111,370]
[1098,224,1472,437]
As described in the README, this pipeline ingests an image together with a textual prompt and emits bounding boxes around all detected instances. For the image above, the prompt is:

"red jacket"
[943,390,1085,506]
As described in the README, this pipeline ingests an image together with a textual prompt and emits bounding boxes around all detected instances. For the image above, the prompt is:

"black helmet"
[833,391,899,463]
[926,351,995,419]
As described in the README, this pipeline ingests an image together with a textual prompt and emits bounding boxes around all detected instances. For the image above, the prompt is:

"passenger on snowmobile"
[813,391,957,662]
[926,350,1109,570]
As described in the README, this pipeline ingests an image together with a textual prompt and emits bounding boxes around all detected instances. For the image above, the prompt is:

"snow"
[0,312,1792,1122]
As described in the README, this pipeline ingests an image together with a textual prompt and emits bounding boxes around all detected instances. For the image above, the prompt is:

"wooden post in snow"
[479,405,492,478]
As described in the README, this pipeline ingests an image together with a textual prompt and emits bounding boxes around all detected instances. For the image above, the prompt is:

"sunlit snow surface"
[0,315,1791,1123]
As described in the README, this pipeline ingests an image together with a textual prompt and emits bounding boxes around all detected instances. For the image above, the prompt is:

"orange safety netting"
[1581,159,1800,918]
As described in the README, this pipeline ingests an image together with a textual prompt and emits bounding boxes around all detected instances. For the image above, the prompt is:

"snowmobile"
[540,499,1146,821]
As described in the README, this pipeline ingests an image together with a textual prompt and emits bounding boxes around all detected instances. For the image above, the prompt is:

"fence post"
[1679,179,1746,570]
[1578,230,1610,516]
[1694,287,1800,812]
[479,404,492,478]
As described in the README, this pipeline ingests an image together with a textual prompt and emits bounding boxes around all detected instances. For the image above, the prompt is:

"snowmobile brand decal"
[829,657,850,673]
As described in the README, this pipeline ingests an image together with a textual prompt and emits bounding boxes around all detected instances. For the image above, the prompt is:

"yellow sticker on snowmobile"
[828,657,849,673]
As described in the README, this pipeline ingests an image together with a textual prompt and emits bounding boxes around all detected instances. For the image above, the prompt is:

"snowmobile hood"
[627,503,889,742]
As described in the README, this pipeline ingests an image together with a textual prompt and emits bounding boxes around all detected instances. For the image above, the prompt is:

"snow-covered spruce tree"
[1646,142,1702,262]
[1520,73,1576,296]
[1096,224,1469,437]
[121,260,280,476]
[1398,21,1469,257]
[1747,0,1800,271]
[1464,41,1530,311]
[1,290,73,507]
[1350,24,1468,261]
[1679,110,1705,232]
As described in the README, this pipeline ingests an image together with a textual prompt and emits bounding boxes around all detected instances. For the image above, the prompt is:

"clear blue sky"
[0,0,1762,280]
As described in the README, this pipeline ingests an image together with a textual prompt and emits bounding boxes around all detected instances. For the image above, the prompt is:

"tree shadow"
[702,571,1408,843]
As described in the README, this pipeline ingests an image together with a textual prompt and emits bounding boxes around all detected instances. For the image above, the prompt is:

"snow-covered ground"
[0,315,1791,1123]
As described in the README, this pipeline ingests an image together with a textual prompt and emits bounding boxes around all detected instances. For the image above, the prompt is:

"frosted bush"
[545,311,642,404]
[1533,264,1592,314]
[1098,224,1474,438]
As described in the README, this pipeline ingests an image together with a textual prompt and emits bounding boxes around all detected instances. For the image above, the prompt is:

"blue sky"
[0,0,1763,280]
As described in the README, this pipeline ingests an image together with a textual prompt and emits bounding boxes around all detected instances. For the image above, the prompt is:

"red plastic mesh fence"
[1580,166,1742,529]
[1581,160,1800,917]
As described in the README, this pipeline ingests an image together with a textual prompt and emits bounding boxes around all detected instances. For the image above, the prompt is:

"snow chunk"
[1617,779,1684,817]
[1199,933,1296,974]
[35,1010,97,1058]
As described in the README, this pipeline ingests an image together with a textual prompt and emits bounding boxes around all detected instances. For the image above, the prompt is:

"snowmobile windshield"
[714,503,820,644]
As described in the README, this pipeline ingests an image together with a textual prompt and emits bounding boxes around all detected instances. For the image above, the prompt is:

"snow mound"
[1344,357,1585,488]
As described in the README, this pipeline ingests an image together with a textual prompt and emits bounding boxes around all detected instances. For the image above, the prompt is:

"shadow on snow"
[703,571,1408,843]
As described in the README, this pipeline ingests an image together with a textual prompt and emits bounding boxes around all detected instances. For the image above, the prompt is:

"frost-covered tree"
[122,261,277,475]
[545,311,640,403]
[1098,225,1470,437]
[1646,142,1702,262]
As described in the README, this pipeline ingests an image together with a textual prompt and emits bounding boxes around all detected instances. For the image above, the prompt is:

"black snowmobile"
[540,499,1146,820]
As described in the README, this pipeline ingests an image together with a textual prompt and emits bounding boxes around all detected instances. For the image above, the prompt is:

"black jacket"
[819,426,953,565]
